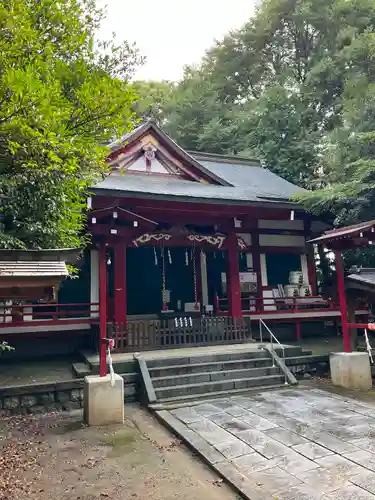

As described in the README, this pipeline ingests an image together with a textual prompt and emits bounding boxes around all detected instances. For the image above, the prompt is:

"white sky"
[97,0,257,81]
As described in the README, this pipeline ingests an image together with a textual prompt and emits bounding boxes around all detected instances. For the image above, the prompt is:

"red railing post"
[99,244,108,376]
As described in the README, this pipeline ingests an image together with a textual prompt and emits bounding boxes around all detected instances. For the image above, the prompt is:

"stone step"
[146,346,305,369]
[72,362,91,378]
[148,357,274,378]
[153,383,287,406]
[154,374,285,401]
[152,366,280,388]
[285,354,329,366]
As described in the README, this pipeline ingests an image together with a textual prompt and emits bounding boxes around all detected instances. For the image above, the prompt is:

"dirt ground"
[0,404,240,500]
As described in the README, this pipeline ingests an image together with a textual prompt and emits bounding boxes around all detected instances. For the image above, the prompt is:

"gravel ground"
[0,404,240,500]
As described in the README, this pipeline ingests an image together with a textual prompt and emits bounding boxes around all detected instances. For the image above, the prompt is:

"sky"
[97,0,257,81]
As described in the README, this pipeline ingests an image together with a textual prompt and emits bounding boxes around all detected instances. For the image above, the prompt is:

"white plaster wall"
[258,219,304,230]
[90,249,99,318]
[259,234,306,247]
[260,254,268,286]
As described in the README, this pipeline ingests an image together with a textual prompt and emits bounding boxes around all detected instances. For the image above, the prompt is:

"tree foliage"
[138,0,375,219]
[0,0,141,249]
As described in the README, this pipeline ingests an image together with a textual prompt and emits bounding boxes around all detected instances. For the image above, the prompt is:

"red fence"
[0,302,98,329]
[215,295,341,316]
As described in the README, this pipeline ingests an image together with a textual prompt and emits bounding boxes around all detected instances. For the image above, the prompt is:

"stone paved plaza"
[157,388,375,499]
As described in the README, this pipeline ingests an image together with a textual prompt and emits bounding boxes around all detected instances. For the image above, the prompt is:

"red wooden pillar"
[227,233,242,318]
[114,244,127,326]
[335,249,351,352]
[251,231,262,311]
[99,244,107,377]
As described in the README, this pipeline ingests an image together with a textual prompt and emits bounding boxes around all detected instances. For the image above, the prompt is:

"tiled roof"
[94,173,299,206]
[98,121,306,205]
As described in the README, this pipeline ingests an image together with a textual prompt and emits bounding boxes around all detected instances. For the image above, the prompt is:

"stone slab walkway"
[156,388,375,499]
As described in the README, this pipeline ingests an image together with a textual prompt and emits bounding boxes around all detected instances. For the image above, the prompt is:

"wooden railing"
[108,316,251,352]
[0,302,98,329]
[215,295,341,315]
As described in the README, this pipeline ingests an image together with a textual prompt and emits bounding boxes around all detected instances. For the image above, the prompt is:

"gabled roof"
[108,120,230,186]
[309,219,375,247]
[94,121,306,206]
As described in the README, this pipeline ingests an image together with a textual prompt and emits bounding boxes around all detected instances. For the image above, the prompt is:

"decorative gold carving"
[187,234,226,248]
[133,233,172,247]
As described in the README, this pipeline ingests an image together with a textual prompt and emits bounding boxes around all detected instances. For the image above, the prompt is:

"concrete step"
[154,374,285,400]
[154,383,287,406]
[285,354,329,366]
[152,366,280,388]
[148,357,274,378]
[72,362,91,378]
[146,346,305,369]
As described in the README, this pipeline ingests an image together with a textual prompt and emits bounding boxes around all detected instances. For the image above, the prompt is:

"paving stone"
[209,400,233,410]
[193,403,224,417]
[267,449,319,474]
[315,454,366,479]
[214,461,269,500]
[232,451,271,473]
[170,407,202,424]
[268,485,323,500]
[212,415,252,433]
[343,450,375,472]
[214,438,254,459]
[323,484,375,499]
[292,441,334,460]
[350,437,375,454]
[351,470,375,494]
[188,418,233,445]
[236,429,291,458]
[225,405,250,418]
[181,429,227,464]
[293,467,351,494]
[240,412,279,431]
[246,466,302,493]
[265,428,308,446]
[309,432,360,454]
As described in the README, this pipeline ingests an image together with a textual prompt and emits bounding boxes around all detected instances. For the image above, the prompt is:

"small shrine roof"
[0,260,68,278]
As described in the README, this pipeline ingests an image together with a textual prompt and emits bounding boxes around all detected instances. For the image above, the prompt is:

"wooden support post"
[227,233,242,318]
[251,231,262,311]
[335,249,351,353]
[99,244,107,377]
[114,244,127,327]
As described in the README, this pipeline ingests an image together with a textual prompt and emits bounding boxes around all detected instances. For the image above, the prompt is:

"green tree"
[0,0,141,249]
[137,0,375,191]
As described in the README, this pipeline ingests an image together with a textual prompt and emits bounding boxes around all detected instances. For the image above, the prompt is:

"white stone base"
[330,352,372,391]
[84,374,124,426]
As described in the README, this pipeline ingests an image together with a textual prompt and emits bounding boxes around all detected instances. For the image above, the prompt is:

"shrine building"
[0,121,368,356]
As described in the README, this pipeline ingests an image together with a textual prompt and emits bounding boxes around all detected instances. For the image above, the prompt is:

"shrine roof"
[308,219,375,246]
[94,173,300,206]
[0,260,68,278]
[347,268,375,287]
[193,152,306,199]
[96,120,306,205]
